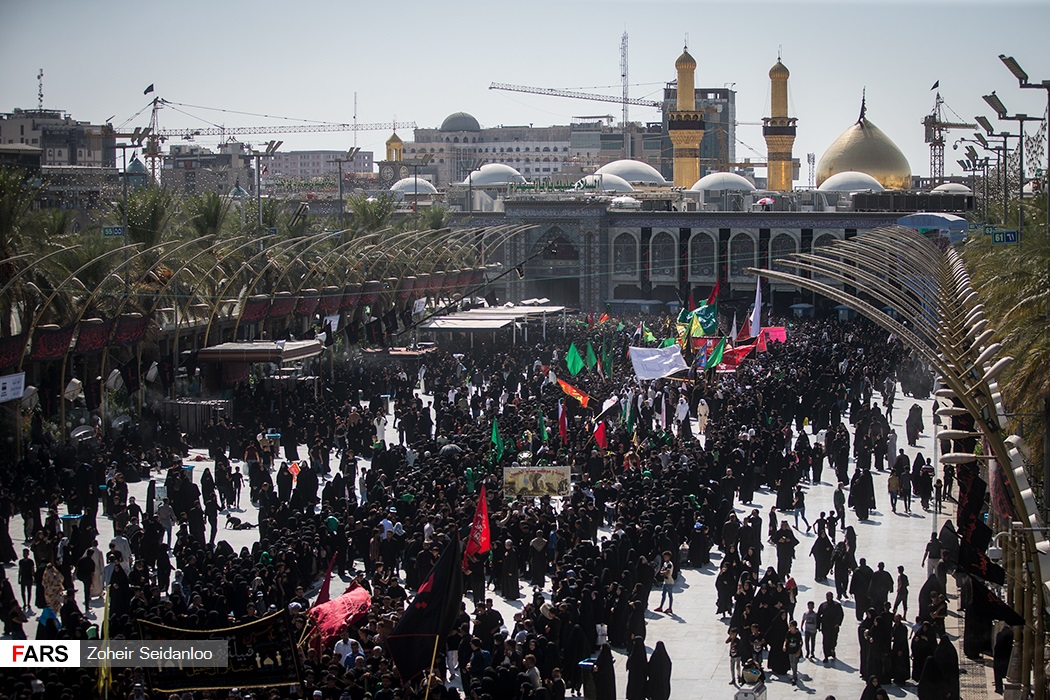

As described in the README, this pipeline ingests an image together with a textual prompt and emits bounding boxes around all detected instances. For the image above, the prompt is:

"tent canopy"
[196,339,323,364]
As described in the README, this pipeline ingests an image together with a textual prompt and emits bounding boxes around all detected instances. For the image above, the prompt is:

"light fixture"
[966,319,988,338]
[983,356,1014,382]
[975,132,989,148]
[983,92,1008,117]
[940,452,995,464]
[937,407,970,417]
[966,146,980,162]
[973,342,1002,368]
[976,115,995,134]
[939,429,980,441]
[934,388,956,398]
[999,54,1029,83]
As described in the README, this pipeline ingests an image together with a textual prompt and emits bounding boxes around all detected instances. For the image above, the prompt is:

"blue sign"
[102,225,125,237]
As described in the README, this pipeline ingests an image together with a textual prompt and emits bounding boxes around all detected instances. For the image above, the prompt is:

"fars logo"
[0,641,81,667]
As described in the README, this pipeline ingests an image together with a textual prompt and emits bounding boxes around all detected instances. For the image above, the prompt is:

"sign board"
[102,225,125,238]
[992,230,1019,245]
[0,372,26,403]
[503,466,571,499]
[983,224,996,235]
[267,227,278,236]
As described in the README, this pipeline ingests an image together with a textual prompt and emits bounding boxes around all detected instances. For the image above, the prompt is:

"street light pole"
[984,92,1029,234]
[327,147,360,230]
[999,55,1050,238]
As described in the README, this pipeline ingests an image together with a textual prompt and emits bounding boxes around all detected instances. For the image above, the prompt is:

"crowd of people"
[0,313,970,700]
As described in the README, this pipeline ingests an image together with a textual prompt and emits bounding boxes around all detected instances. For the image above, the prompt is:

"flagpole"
[422,635,441,700]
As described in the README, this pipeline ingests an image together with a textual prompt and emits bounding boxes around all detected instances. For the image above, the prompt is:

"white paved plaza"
[5,386,972,699]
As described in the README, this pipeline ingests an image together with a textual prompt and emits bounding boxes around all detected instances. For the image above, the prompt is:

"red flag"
[463,485,490,569]
[597,312,610,325]
[688,288,696,312]
[736,316,751,342]
[314,552,339,605]
[593,421,608,449]
[307,582,372,646]
[558,378,591,408]
[756,329,768,353]
[719,342,757,370]
[706,280,720,307]
[558,400,568,443]
[586,312,595,328]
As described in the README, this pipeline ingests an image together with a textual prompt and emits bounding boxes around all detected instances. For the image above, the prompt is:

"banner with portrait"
[136,610,303,693]
[503,466,571,499]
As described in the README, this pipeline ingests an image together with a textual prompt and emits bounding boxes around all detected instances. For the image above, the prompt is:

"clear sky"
[2,0,1048,180]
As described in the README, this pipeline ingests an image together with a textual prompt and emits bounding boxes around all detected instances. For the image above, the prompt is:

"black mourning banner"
[137,611,303,692]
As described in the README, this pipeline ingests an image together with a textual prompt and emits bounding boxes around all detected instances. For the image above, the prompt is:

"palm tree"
[0,167,45,336]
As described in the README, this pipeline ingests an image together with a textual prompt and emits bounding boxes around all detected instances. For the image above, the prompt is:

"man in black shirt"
[817,591,844,662]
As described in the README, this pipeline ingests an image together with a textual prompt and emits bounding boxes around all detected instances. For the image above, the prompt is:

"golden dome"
[385,132,403,145]
[816,115,911,190]
[675,48,696,71]
[769,60,789,80]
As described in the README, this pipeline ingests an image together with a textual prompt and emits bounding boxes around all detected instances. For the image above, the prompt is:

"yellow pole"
[422,635,441,700]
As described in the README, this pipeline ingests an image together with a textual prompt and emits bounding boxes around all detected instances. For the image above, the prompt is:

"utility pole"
[253,140,282,245]
[327,147,360,229]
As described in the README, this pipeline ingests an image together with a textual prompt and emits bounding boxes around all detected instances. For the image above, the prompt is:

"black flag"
[143,84,155,95]
[970,578,1024,626]
[931,80,940,91]
[387,536,464,683]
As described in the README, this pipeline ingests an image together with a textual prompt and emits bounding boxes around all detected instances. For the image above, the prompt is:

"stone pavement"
[4,386,979,700]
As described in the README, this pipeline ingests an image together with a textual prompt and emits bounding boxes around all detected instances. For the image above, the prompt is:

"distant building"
[0,108,115,167]
[262,149,373,182]
[160,142,255,196]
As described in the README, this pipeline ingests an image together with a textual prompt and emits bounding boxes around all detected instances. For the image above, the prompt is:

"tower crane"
[489,82,761,171]
[923,92,976,184]
[107,97,415,179]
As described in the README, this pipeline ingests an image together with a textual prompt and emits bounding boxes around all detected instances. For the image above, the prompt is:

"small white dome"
[690,172,757,192]
[462,163,527,186]
[817,170,885,192]
[932,182,971,194]
[574,173,635,193]
[594,159,667,186]
[390,177,438,195]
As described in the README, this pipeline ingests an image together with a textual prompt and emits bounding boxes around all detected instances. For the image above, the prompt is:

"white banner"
[412,298,427,315]
[0,372,25,403]
[628,346,688,380]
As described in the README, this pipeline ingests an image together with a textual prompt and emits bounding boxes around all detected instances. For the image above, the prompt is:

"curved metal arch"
[201,233,320,347]
[18,242,145,369]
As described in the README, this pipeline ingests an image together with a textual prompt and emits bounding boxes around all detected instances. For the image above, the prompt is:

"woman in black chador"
[499,539,521,600]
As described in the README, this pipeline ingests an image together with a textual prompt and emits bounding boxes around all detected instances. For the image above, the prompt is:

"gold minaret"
[385,132,403,162]
[762,58,797,191]
[668,47,704,188]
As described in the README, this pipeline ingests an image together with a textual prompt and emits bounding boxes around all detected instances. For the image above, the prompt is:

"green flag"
[566,343,585,376]
[585,342,598,371]
[537,408,548,441]
[659,337,677,348]
[705,336,727,369]
[491,419,505,461]
[695,302,718,335]
[676,307,692,325]
[616,322,625,332]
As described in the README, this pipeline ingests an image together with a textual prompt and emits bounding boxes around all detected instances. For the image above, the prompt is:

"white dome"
[817,170,885,192]
[390,177,438,195]
[932,182,971,194]
[574,173,634,193]
[690,172,757,192]
[462,163,526,186]
[594,159,667,185]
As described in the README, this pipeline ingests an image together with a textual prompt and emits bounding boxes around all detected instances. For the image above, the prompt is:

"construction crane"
[923,92,976,184]
[489,82,663,109]
[620,32,630,158]
[109,97,414,179]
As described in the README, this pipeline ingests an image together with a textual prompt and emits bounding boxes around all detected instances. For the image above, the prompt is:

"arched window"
[730,234,756,277]
[650,231,676,279]
[769,233,796,267]
[813,233,836,250]
[689,233,716,277]
[453,137,460,144]
[613,233,637,275]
